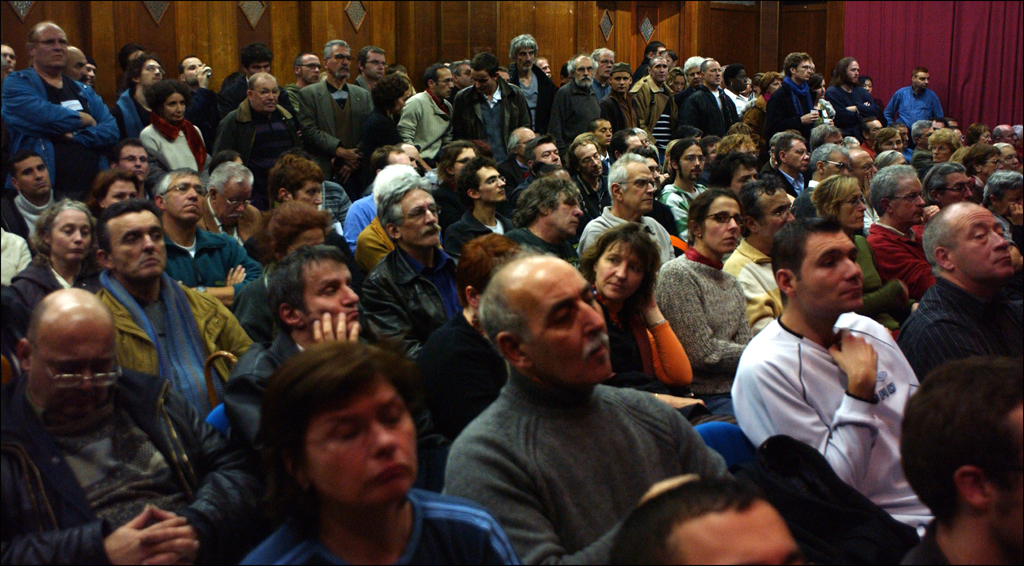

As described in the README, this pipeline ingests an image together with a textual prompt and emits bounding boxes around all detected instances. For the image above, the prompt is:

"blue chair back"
[694,421,756,468]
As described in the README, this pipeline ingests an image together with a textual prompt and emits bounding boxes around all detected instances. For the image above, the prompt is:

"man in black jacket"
[506,34,557,134]
[764,52,819,143]
[359,165,458,357]
[2,289,262,565]
[678,59,738,138]
[225,245,360,450]
[452,52,531,164]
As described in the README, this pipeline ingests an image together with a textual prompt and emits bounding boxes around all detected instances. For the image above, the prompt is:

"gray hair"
[566,53,595,76]
[207,161,254,194]
[809,143,849,172]
[922,162,967,204]
[911,119,933,143]
[983,170,1023,207]
[590,48,615,63]
[809,124,842,152]
[507,127,533,157]
[514,177,581,228]
[682,56,705,75]
[874,150,905,170]
[509,34,538,61]
[247,71,277,90]
[993,142,1014,152]
[608,153,647,188]
[375,164,432,231]
[923,202,973,275]
[478,257,535,345]
[451,60,470,74]
[322,39,349,60]
[869,164,918,215]
[154,168,201,198]
[30,199,96,265]
[843,136,862,150]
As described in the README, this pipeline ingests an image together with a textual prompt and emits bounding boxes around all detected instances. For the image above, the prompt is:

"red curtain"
[845,1,1023,128]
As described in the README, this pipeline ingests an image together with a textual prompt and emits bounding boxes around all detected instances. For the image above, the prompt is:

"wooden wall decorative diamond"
[600,10,613,42]
[143,1,169,25]
[239,1,266,29]
[640,15,654,43]
[8,0,34,21]
[346,1,367,31]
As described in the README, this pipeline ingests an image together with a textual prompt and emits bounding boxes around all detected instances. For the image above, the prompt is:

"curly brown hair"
[268,154,324,205]
[253,201,332,263]
[371,73,411,113]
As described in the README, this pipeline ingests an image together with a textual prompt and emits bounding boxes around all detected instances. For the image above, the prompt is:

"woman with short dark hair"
[140,79,206,193]
[244,341,519,565]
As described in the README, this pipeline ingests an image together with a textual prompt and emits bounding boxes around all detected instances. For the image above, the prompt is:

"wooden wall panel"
[0,1,844,109]
[706,3,760,75]
[778,3,828,74]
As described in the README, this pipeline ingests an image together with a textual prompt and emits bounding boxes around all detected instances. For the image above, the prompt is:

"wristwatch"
[196,286,207,293]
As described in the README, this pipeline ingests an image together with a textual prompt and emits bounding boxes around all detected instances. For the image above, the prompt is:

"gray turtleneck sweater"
[15,193,53,238]
[445,371,727,565]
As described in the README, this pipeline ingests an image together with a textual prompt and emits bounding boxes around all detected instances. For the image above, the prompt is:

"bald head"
[923,202,1014,296]
[27,288,114,345]
[480,255,611,388]
[66,46,88,82]
[20,289,117,423]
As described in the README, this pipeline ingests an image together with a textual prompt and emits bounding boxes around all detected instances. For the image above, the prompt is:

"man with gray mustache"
[445,255,728,565]
[549,54,602,154]
[358,164,459,358]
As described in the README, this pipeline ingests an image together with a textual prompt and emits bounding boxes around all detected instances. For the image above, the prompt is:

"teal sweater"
[164,229,262,298]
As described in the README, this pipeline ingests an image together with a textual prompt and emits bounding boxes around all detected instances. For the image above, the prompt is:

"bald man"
[65,46,88,83]
[445,256,726,564]
[2,289,262,564]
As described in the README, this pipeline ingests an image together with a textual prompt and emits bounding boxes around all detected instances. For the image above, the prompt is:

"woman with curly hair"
[140,79,206,194]
[357,73,414,191]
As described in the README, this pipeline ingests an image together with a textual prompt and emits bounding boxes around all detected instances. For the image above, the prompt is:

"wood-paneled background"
[2,1,844,104]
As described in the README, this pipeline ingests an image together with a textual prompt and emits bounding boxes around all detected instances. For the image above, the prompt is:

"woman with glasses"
[10,200,102,314]
[812,176,913,331]
[141,79,207,196]
[656,188,750,417]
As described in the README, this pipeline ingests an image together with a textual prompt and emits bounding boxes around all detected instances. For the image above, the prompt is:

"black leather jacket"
[224,333,300,450]
[358,248,453,358]
[1,370,264,564]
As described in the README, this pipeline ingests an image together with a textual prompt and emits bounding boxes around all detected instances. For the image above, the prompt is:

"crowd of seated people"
[2,21,1023,565]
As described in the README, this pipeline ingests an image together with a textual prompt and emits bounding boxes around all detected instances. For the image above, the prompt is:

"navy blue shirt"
[402,247,462,321]
[241,489,520,565]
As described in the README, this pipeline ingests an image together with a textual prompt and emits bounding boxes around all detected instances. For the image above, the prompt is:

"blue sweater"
[164,229,262,296]
[241,489,520,565]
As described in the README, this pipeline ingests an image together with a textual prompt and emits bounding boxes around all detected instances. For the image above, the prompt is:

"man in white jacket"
[732,217,932,530]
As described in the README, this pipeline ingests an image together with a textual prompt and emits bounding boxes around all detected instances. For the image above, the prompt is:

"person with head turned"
[241,341,518,565]
[445,254,727,564]
[657,188,750,416]
[899,357,1022,566]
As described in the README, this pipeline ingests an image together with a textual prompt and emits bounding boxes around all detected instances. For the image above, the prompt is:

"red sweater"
[866,223,935,300]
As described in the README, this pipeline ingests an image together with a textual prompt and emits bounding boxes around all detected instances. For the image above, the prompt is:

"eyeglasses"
[168,182,205,195]
[255,88,280,97]
[708,212,743,225]
[144,65,164,74]
[825,160,851,172]
[682,154,706,163]
[844,195,867,207]
[890,191,924,202]
[937,182,973,194]
[406,204,440,221]
[300,63,322,70]
[331,54,352,62]
[224,195,251,206]
[45,361,122,389]
[631,178,657,189]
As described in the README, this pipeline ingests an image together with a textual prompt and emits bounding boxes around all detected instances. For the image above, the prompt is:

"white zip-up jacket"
[732,313,932,529]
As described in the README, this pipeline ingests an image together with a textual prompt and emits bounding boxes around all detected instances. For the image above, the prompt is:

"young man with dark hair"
[732,218,931,529]
[109,139,150,184]
[707,151,758,194]
[1,150,53,239]
[217,42,296,117]
[610,477,803,565]
[225,245,360,450]
[452,52,531,165]
[444,156,513,259]
[356,45,387,93]
[765,51,819,142]
[900,356,1022,565]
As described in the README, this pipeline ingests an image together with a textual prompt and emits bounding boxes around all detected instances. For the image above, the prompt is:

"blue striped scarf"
[100,271,217,414]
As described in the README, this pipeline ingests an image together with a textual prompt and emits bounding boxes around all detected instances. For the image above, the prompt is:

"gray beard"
[575,77,593,89]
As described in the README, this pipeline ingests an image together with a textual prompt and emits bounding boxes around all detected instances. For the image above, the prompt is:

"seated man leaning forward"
[732,218,931,529]
[95,199,252,415]
[2,289,262,565]
[359,164,460,358]
[445,255,727,565]
[225,244,360,451]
